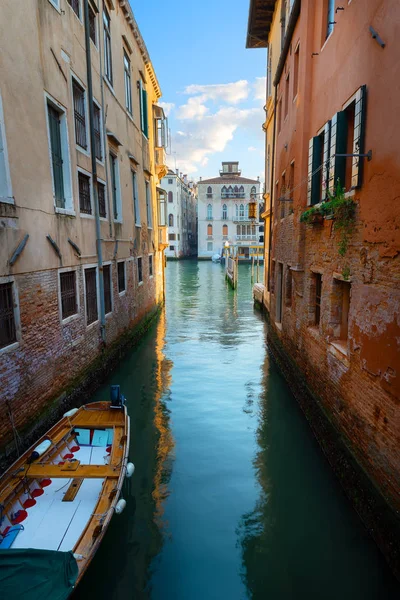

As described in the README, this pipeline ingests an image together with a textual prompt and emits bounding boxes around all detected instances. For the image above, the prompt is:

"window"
[168,213,174,227]
[117,261,126,293]
[276,263,283,323]
[47,99,73,211]
[307,121,330,205]
[222,224,228,238]
[266,146,271,192]
[78,171,91,215]
[98,181,106,218]
[168,191,173,203]
[168,178,173,184]
[137,257,143,283]
[314,273,322,326]
[207,204,212,219]
[89,3,97,45]
[278,97,282,132]
[149,254,153,277]
[331,279,351,343]
[239,204,244,219]
[103,264,112,314]
[85,267,98,325]
[169,245,174,251]
[131,171,140,226]
[145,181,152,227]
[250,186,256,197]
[60,271,77,320]
[72,78,87,150]
[289,161,295,203]
[207,186,212,196]
[103,7,112,85]
[67,0,80,18]
[124,52,132,115]
[222,204,227,220]
[285,73,290,118]
[280,173,286,219]
[139,80,148,137]
[169,233,176,240]
[93,103,102,161]
[109,153,121,221]
[293,44,299,99]
[0,92,13,203]
[207,224,213,238]
[0,282,17,349]
[326,0,335,39]
[207,242,213,251]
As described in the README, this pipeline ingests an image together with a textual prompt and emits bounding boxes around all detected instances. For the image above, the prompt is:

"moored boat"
[0,386,133,598]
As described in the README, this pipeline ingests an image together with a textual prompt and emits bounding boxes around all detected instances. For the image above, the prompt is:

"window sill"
[86,319,99,330]
[138,281,143,286]
[328,340,350,365]
[80,213,94,219]
[96,158,105,167]
[274,321,282,332]
[0,196,15,205]
[0,341,19,355]
[307,325,321,339]
[55,207,76,217]
[126,111,134,124]
[119,290,126,297]
[77,145,90,157]
[292,93,298,103]
[61,313,79,326]
[103,77,116,97]
[114,219,123,225]
[321,30,334,53]
[100,216,108,222]
[135,223,141,228]
[106,311,113,318]
[47,0,61,13]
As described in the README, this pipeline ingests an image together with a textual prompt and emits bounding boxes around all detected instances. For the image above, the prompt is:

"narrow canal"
[73,261,398,600]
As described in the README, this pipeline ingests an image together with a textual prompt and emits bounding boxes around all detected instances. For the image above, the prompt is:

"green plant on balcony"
[300,180,357,256]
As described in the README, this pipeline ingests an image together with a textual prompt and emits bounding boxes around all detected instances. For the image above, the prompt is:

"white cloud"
[248,146,257,152]
[158,102,175,117]
[184,80,249,105]
[178,96,208,120]
[253,77,267,102]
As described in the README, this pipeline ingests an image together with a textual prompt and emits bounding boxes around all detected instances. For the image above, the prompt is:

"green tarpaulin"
[0,548,78,599]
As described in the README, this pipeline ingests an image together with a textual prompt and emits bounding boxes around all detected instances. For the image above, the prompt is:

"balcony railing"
[233,216,256,223]
[236,235,258,241]
[158,225,168,248]
[206,216,213,221]
[155,146,168,179]
[206,193,213,198]
[221,192,245,199]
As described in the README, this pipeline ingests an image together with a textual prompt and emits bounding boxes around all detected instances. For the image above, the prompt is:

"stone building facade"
[197,162,262,260]
[162,170,198,259]
[0,0,168,456]
[247,0,400,548]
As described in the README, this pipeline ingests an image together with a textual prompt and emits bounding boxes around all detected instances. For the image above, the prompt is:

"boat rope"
[5,399,23,457]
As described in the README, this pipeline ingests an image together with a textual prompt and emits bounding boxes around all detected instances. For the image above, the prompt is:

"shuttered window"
[103,264,112,314]
[149,255,153,277]
[85,267,98,325]
[124,52,132,115]
[132,171,140,226]
[67,0,80,18]
[47,104,65,208]
[0,282,16,348]
[137,257,143,283]
[328,111,347,194]
[103,7,112,85]
[139,80,148,137]
[60,271,77,319]
[73,79,87,150]
[93,104,102,161]
[89,3,96,45]
[307,135,322,206]
[117,262,126,293]
[98,181,106,218]
[109,153,118,220]
[351,85,366,189]
[78,171,91,214]
[146,181,152,227]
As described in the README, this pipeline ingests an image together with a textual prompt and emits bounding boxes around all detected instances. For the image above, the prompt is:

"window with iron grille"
[47,104,65,208]
[109,153,119,220]
[103,7,113,85]
[145,181,152,227]
[85,267,98,324]
[124,52,132,114]
[103,264,112,314]
[60,271,77,320]
[73,79,87,149]
[98,181,106,218]
[118,261,126,293]
[0,282,16,349]
[315,273,322,326]
[78,171,91,214]
[93,103,102,161]
[67,0,80,18]
[137,257,143,283]
[89,3,96,45]
[149,255,153,277]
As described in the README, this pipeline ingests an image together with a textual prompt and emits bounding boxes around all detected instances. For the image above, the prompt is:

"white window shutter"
[351,85,367,189]
[322,121,331,200]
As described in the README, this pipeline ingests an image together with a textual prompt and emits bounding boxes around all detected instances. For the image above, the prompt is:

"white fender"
[33,439,52,457]
[126,463,135,478]
[115,499,126,514]
[63,408,79,418]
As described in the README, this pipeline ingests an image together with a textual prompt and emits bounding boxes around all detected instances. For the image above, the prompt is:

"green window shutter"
[307,136,322,206]
[328,111,347,193]
[351,84,367,188]
[322,121,331,200]
[48,105,65,208]
[142,88,148,138]
[139,80,144,133]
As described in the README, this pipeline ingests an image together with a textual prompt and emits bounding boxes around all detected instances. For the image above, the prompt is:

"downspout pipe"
[83,0,106,343]
[267,84,278,292]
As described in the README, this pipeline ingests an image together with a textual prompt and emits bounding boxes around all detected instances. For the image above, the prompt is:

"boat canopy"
[0,548,78,599]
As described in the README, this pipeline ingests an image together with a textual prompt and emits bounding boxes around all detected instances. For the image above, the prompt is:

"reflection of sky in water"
[74,261,398,600]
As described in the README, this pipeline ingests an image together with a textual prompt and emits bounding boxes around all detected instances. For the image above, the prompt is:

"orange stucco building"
[248,0,400,572]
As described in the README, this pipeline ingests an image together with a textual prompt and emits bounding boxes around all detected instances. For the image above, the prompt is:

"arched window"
[207,223,213,236]
[234,185,238,194]
[236,225,240,236]
[207,186,212,195]
[228,186,233,196]
[222,224,228,238]
[239,185,244,193]
[168,213,174,227]
[168,191,173,203]
[239,204,244,218]
[235,204,239,218]
[245,204,249,219]
[207,204,212,219]
[222,204,227,220]
[250,186,256,197]
[221,185,227,197]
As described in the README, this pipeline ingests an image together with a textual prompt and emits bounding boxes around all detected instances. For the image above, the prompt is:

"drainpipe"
[267,84,278,292]
[83,0,106,343]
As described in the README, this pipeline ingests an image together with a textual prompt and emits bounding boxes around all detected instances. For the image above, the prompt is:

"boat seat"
[74,428,90,446]
[92,430,108,447]
[0,524,24,549]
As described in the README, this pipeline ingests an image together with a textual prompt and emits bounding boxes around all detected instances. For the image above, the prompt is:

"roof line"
[274,0,301,86]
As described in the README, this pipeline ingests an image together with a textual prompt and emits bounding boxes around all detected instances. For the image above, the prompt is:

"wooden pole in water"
[251,255,254,281]
[257,250,260,283]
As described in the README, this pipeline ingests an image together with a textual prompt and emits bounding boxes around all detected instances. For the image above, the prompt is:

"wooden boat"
[0,387,133,599]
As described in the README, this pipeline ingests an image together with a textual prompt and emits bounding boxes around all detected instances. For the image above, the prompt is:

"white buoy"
[73,554,84,561]
[63,408,79,418]
[115,499,126,514]
[33,439,51,457]
[126,463,135,478]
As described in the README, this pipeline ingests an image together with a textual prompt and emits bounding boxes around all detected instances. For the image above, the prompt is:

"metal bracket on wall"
[334,150,372,161]
[9,234,29,267]
[46,234,62,262]
[369,26,385,48]
[68,238,82,257]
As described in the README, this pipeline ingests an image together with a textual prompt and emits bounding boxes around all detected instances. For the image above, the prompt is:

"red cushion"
[23,498,36,509]
[32,488,44,498]
[63,453,73,459]
[106,445,111,454]
[70,446,80,453]
[40,479,52,488]
[11,510,28,524]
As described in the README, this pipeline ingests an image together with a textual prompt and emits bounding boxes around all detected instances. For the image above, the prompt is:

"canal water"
[73,261,398,600]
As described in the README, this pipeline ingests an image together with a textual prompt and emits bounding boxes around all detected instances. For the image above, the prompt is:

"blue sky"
[130,0,267,182]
